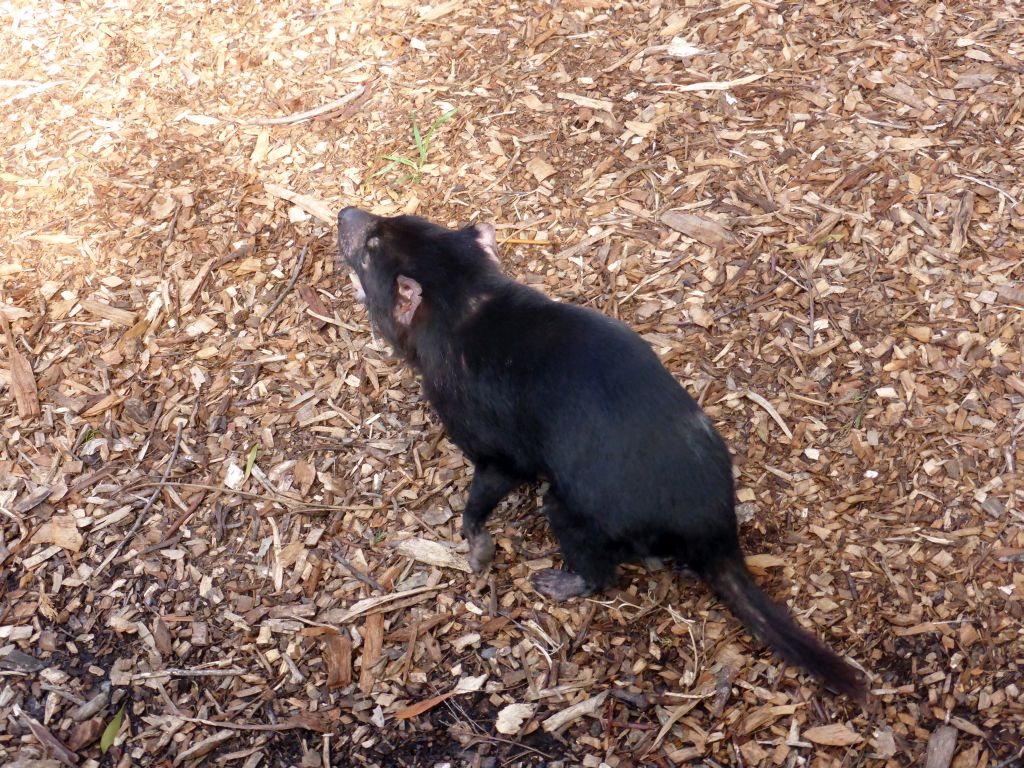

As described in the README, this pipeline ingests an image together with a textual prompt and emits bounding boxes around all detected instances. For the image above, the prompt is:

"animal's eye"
[366,236,381,251]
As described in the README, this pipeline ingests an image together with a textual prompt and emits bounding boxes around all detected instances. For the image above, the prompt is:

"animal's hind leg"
[531,493,617,601]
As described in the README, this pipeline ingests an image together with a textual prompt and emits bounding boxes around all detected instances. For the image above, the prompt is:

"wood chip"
[661,210,735,248]
[556,92,614,112]
[394,674,487,720]
[297,285,331,331]
[495,702,536,735]
[542,691,608,733]
[358,613,385,694]
[77,300,137,327]
[316,584,445,626]
[526,157,557,183]
[924,725,958,768]
[803,723,862,746]
[324,632,352,689]
[264,183,335,225]
[1,313,40,418]
[21,713,79,766]
[949,191,974,255]
[30,516,83,553]
[675,72,765,92]
[393,537,472,573]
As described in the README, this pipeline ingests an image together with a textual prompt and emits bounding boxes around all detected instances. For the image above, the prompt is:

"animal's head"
[336,207,500,353]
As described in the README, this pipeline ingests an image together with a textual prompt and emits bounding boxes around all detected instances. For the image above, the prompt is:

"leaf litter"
[1,0,1022,766]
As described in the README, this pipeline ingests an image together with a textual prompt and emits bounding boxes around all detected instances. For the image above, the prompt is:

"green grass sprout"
[373,108,458,184]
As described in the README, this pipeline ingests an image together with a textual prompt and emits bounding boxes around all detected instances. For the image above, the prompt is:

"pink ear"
[394,275,422,326]
[474,222,500,265]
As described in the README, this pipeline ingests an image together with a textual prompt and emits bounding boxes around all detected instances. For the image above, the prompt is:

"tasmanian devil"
[337,206,867,700]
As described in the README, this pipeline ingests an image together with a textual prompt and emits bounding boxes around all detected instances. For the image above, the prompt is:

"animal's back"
[456,286,738,564]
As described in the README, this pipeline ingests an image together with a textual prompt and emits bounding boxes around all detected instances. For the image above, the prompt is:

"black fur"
[337,206,867,700]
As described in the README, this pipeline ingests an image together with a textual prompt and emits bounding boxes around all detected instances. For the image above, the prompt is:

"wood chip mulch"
[1,1,1022,766]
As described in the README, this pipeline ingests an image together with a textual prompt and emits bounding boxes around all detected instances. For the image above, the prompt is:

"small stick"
[161,712,329,734]
[132,667,245,680]
[213,242,251,269]
[179,248,224,307]
[93,421,184,579]
[844,569,859,601]
[262,243,310,321]
[275,506,335,517]
[465,733,553,760]
[743,390,793,439]
[0,507,27,537]
[807,275,816,349]
[39,684,86,707]
[480,147,521,194]
[333,551,385,593]
[991,751,1024,768]
[712,287,777,321]
[153,491,209,549]
[711,242,761,299]
[952,173,1019,207]
[499,237,553,247]
[602,44,669,74]
[138,534,181,557]
[124,480,348,511]
[240,87,366,126]
[305,308,348,328]
[570,601,597,654]
[401,611,421,684]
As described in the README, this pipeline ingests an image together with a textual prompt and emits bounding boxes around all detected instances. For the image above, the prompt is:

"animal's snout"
[338,206,375,233]
[337,206,377,267]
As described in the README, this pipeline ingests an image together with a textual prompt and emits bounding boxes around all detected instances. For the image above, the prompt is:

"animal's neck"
[407,281,499,386]
[410,309,461,380]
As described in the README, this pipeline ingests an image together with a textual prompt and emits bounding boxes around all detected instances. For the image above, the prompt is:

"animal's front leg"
[461,462,520,574]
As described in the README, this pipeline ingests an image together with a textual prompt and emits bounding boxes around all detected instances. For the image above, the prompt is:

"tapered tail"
[700,552,867,701]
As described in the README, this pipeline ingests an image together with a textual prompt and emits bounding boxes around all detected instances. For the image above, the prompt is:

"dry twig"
[93,420,184,579]
[239,86,366,126]
[262,242,310,321]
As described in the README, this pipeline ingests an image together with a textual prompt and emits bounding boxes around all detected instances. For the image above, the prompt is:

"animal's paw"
[675,564,700,581]
[467,530,495,575]
[531,569,590,601]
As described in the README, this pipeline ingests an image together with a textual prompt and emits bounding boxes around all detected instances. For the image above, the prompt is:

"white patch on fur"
[698,412,717,437]
[475,222,500,266]
[465,292,493,318]
[349,272,366,302]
